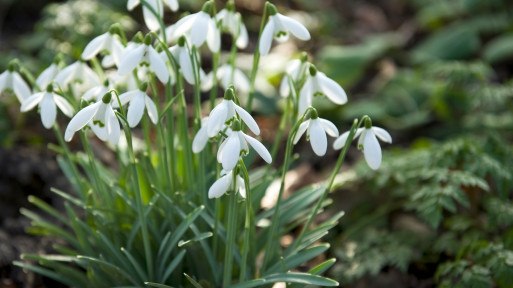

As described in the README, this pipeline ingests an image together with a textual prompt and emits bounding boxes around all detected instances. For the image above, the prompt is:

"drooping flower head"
[168,36,196,85]
[170,1,220,53]
[208,169,246,199]
[202,64,250,94]
[115,82,158,128]
[293,108,339,156]
[36,55,62,91]
[280,52,309,98]
[82,79,113,102]
[54,60,101,97]
[217,119,272,171]
[65,92,121,145]
[82,24,125,68]
[299,64,347,115]
[333,118,392,170]
[216,1,249,49]
[118,34,170,83]
[259,3,311,56]
[127,0,179,31]
[20,84,74,129]
[0,60,31,102]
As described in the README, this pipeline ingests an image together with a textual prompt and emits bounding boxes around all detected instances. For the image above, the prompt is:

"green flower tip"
[45,84,54,93]
[226,1,235,11]
[132,31,144,43]
[109,23,121,35]
[144,34,152,46]
[102,92,112,104]
[309,107,318,119]
[266,2,278,16]
[364,117,372,129]
[178,35,186,46]
[201,1,213,13]
[300,52,308,62]
[232,119,241,131]
[80,99,89,109]
[103,79,110,86]
[53,54,63,65]
[308,64,317,76]
[139,82,148,92]
[224,87,235,100]
[7,59,19,72]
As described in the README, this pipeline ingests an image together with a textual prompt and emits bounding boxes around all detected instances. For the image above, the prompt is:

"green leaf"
[178,232,213,247]
[483,34,513,63]
[184,273,203,288]
[266,244,330,274]
[145,282,176,288]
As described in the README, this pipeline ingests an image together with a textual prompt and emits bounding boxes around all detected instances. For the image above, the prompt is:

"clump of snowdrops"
[1,0,391,287]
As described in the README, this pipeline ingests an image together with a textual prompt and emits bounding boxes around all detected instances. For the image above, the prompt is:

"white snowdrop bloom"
[127,0,179,31]
[333,122,392,170]
[279,55,309,98]
[299,65,347,115]
[118,35,170,83]
[208,170,246,199]
[54,60,100,95]
[82,28,124,68]
[65,93,120,145]
[216,3,249,49]
[215,65,250,93]
[171,2,220,52]
[259,3,311,56]
[0,67,31,102]
[82,79,113,102]
[217,120,272,171]
[293,109,339,156]
[20,85,74,129]
[192,117,211,153]
[207,88,260,137]
[168,38,196,85]
[115,84,158,128]
[36,63,60,91]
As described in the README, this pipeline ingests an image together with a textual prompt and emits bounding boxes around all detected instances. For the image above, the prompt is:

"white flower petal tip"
[119,90,158,128]
[216,130,271,171]
[172,11,220,52]
[299,69,348,115]
[208,171,246,199]
[20,91,74,129]
[294,116,338,157]
[259,12,310,56]
[0,70,32,102]
[206,98,260,137]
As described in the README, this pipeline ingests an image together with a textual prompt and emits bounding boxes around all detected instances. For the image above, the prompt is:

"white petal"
[0,71,6,91]
[233,103,260,136]
[318,72,347,105]
[293,121,309,144]
[234,69,250,93]
[191,12,209,47]
[242,133,272,164]
[12,73,32,102]
[148,46,170,83]
[81,64,101,87]
[217,137,228,163]
[127,0,139,10]
[65,102,101,141]
[36,64,58,89]
[145,95,159,124]
[172,14,196,41]
[163,0,179,11]
[237,176,246,198]
[259,20,275,56]
[127,93,146,127]
[286,59,301,78]
[319,118,339,138]
[20,92,45,112]
[201,71,214,92]
[363,129,382,170]
[82,33,108,60]
[221,134,241,171]
[298,78,313,115]
[236,22,249,49]
[111,38,125,67]
[334,127,364,150]
[118,45,145,76]
[208,172,232,199]
[206,18,221,52]
[309,119,327,156]
[117,90,139,107]
[192,126,209,153]
[40,93,57,129]
[179,48,195,85]
[207,101,228,137]
[277,14,311,41]
[279,76,290,98]
[106,107,120,145]
[54,95,74,117]
[142,0,163,31]
[55,62,77,87]
[372,126,392,143]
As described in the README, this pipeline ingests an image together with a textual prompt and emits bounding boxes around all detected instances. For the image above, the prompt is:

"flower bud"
[364,117,372,129]
[224,87,235,100]
[309,107,318,119]
[102,92,112,104]
[132,31,144,43]
[201,1,213,13]
[266,2,278,16]
[178,36,186,47]
[308,64,317,76]
[231,119,241,131]
[45,84,54,93]
[144,34,152,46]
[139,82,148,92]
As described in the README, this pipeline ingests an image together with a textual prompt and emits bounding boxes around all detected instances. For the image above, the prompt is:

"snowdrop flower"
[115,83,158,128]
[127,0,179,31]
[118,34,169,83]
[65,92,120,145]
[293,108,339,156]
[0,62,31,102]
[217,119,272,171]
[82,25,124,68]
[55,60,100,95]
[207,88,259,137]
[213,64,250,93]
[216,2,249,49]
[171,1,220,52]
[259,3,311,56]
[192,117,213,153]
[280,53,309,98]
[333,119,392,170]
[20,84,74,129]
[168,37,196,85]
[82,79,113,102]
[299,65,347,115]
[208,169,246,199]
[36,57,61,91]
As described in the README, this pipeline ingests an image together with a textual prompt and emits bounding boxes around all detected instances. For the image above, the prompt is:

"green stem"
[223,171,240,287]
[239,159,254,281]
[210,51,220,109]
[164,81,177,193]
[177,75,194,190]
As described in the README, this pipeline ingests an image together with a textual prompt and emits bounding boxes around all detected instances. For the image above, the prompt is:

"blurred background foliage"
[1,0,513,287]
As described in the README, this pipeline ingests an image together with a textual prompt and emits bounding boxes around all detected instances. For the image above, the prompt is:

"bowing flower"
[115,83,158,128]
[280,53,309,98]
[0,62,31,102]
[207,88,259,137]
[208,170,246,199]
[168,36,196,85]
[211,64,250,93]
[259,3,311,56]
[293,108,339,156]
[170,1,220,52]
[216,1,249,49]
[81,25,124,68]
[82,79,113,102]
[127,0,179,31]
[36,57,61,91]
[118,34,170,83]
[299,65,347,114]
[54,60,100,96]
[20,84,74,129]
[333,119,392,170]
[65,92,120,145]
[217,119,272,171]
